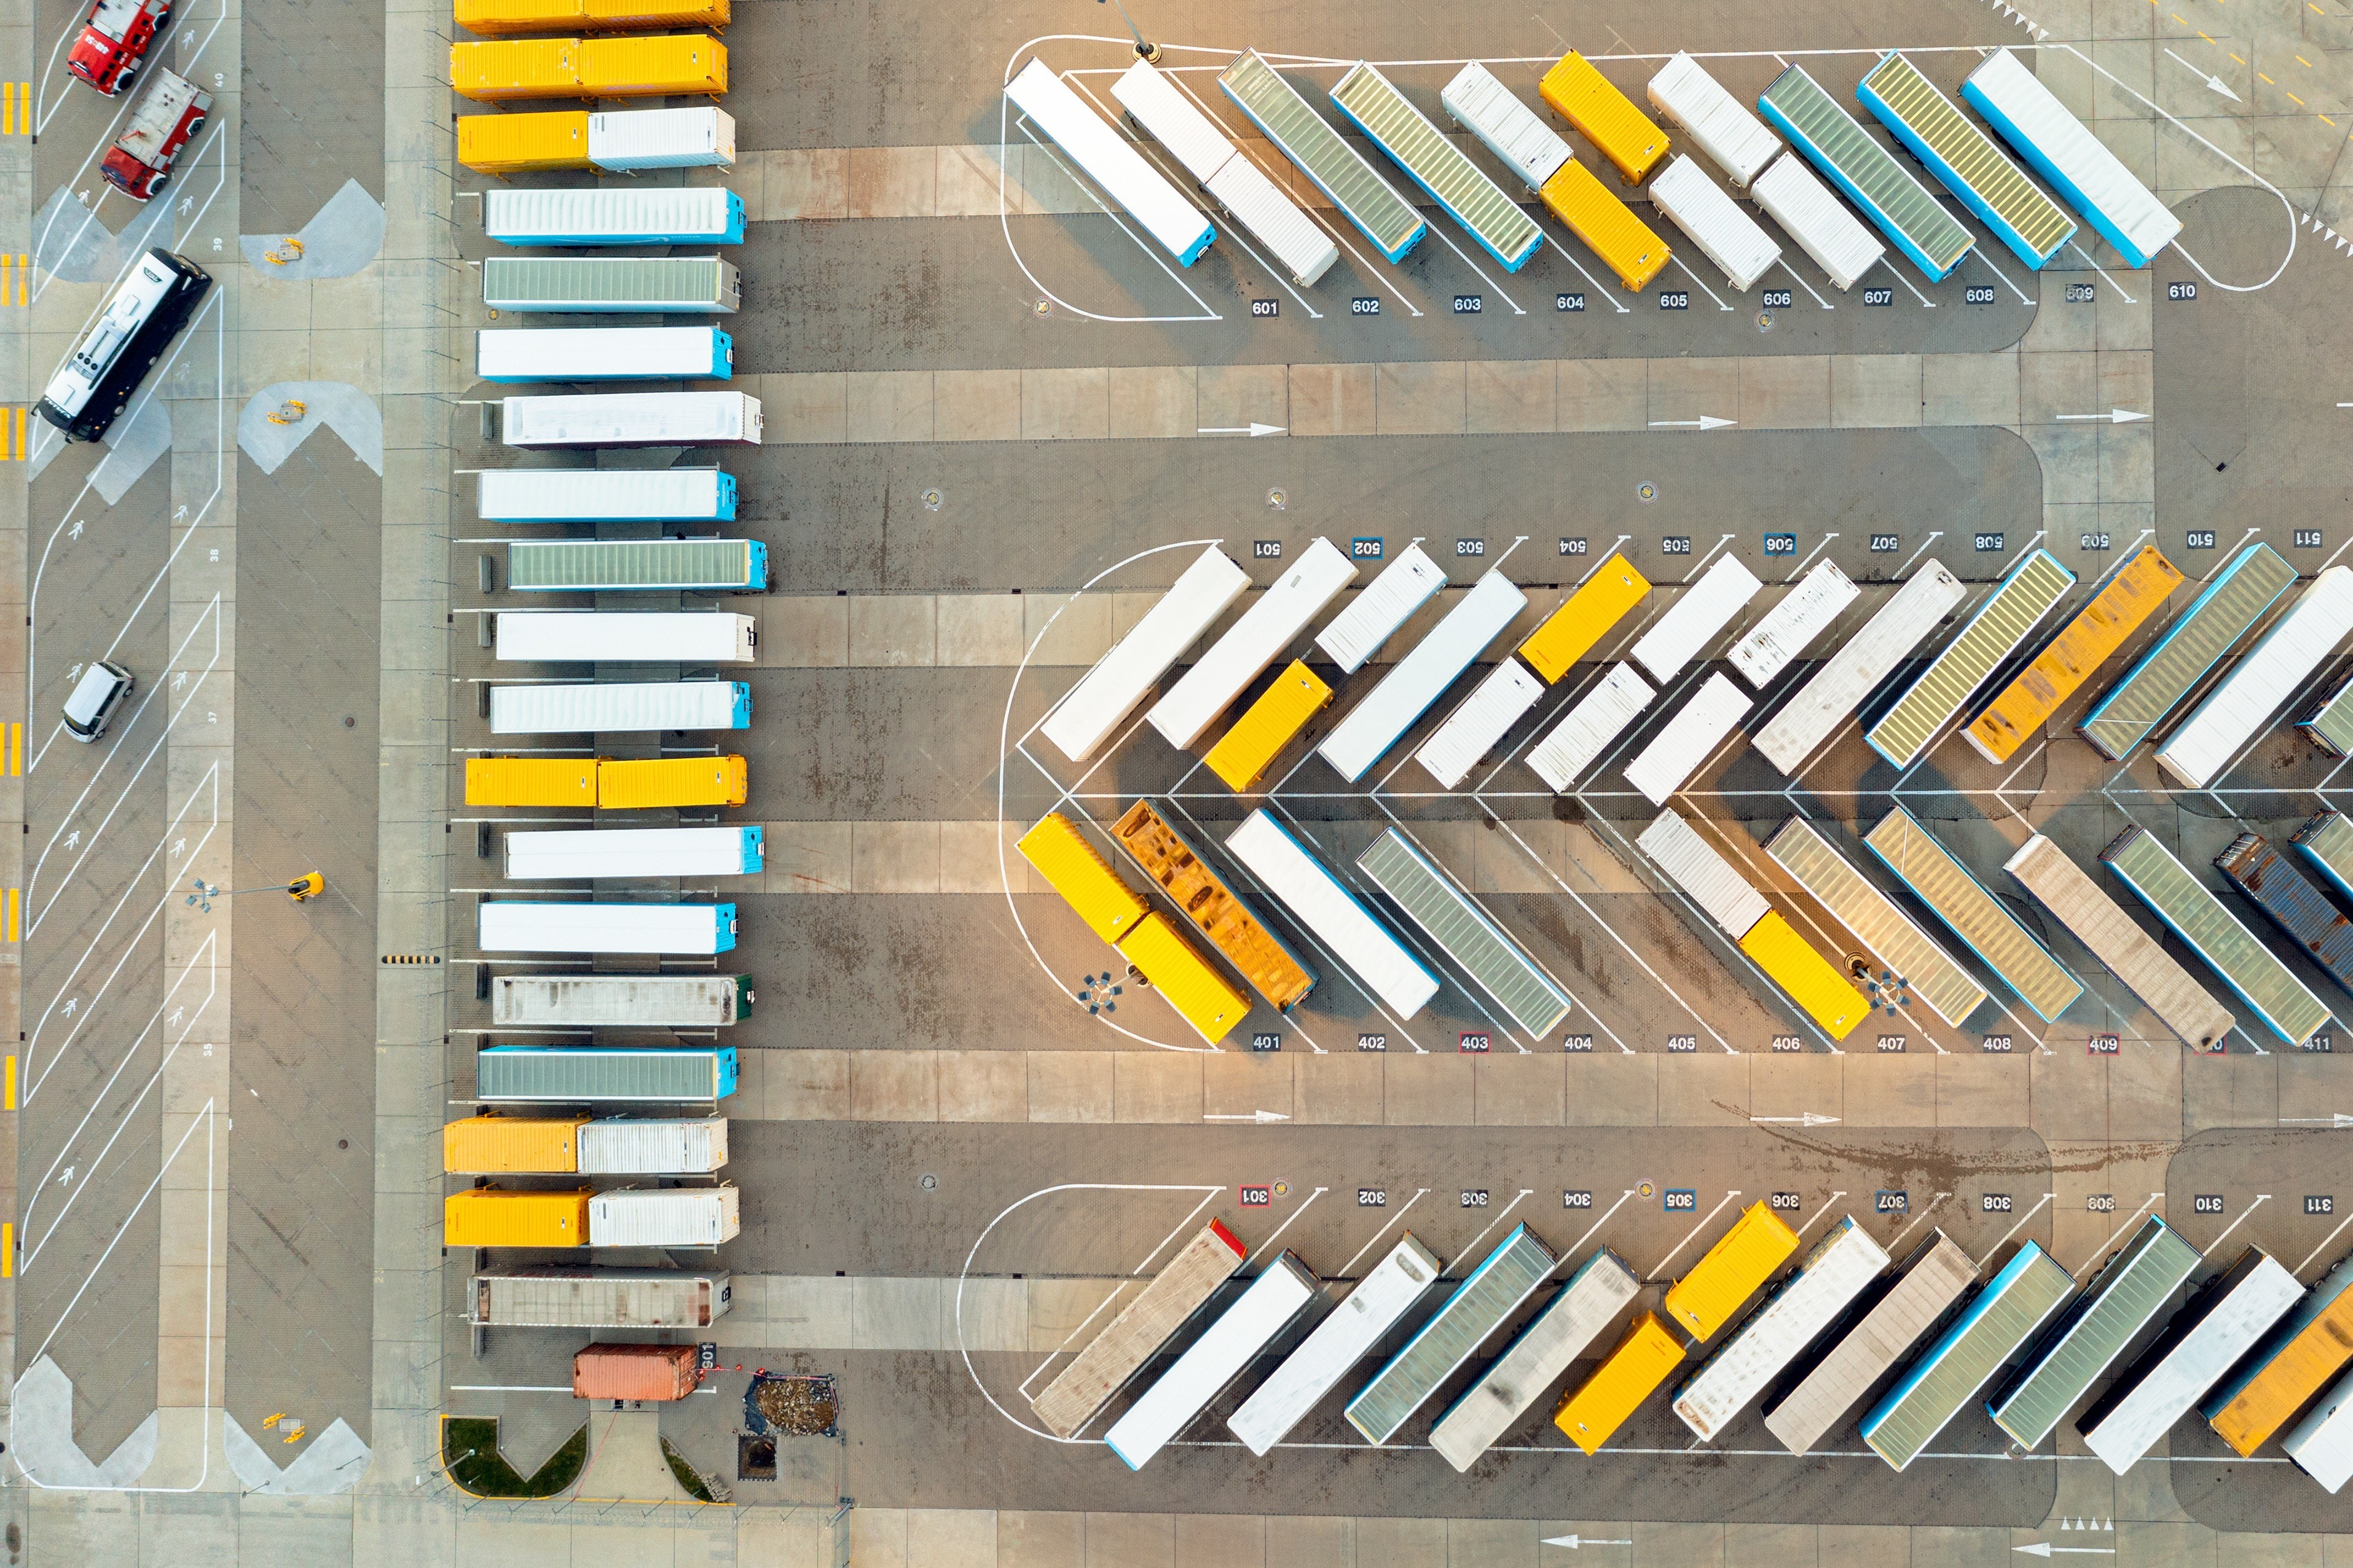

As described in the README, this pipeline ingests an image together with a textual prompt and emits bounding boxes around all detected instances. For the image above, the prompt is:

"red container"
[572,1341,701,1401]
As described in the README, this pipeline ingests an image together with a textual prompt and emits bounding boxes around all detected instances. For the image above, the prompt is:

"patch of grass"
[444,1417,589,1499]
[659,1436,714,1502]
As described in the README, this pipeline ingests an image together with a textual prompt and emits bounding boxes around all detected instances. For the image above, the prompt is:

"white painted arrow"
[2279,1113,2353,1127]
[2162,47,2241,101]
[1542,1537,1633,1550]
[1751,1111,1840,1127]
[1646,415,1737,431]
[1203,1110,1290,1123]
[2054,409,2150,424]
[2013,1545,2116,1558]
[1196,423,1286,437]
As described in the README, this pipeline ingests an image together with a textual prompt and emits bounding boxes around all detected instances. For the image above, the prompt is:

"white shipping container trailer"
[1112,60,1338,286]
[1429,1249,1641,1472]
[501,391,761,448]
[1751,153,1887,291]
[477,326,733,384]
[489,680,750,734]
[477,901,737,955]
[494,611,757,665]
[485,187,746,248]
[587,1185,741,1248]
[2285,1368,2353,1493]
[471,1266,731,1328]
[1632,554,1764,683]
[1636,807,1770,938]
[1754,563,1968,774]
[2080,1250,2303,1474]
[1318,571,1528,782]
[1105,1252,1320,1469]
[1225,809,1441,1019]
[1527,664,1656,792]
[2154,566,2353,789]
[1730,560,1860,688]
[1149,538,1356,748]
[492,973,753,1028]
[1042,546,1251,761]
[1960,50,2178,269]
[1417,658,1544,788]
[503,826,764,880]
[1440,62,1571,189]
[1626,672,1754,806]
[1227,1236,1443,1455]
[588,107,735,170]
[577,1118,729,1175]
[1646,53,1781,188]
[1316,544,1448,673]
[479,469,736,523]
[1006,57,1215,267]
[1646,155,1782,292]
[1673,1216,1890,1441]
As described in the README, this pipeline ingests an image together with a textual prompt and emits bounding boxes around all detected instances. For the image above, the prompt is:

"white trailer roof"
[1647,53,1782,187]
[1227,1235,1442,1454]
[1753,563,1966,774]
[1148,538,1355,748]
[2155,566,2353,789]
[1440,61,1570,190]
[1674,1217,1889,1441]
[1318,571,1528,782]
[1225,810,1440,1019]
[1730,560,1860,688]
[1636,808,1770,938]
[1632,554,1764,683]
[1625,672,1753,805]
[493,611,756,664]
[1528,664,1656,793]
[1648,155,1783,292]
[1751,152,1887,292]
[1040,546,1251,761]
[504,826,760,880]
[1106,1253,1319,1468]
[489,680,745,734]
[502,391,761,447]
[1416,658,1544,788]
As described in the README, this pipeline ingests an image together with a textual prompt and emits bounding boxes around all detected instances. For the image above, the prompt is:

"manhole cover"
[1636,482,1658,504]
[1275,1182,1290,1196]
[1266,487,1287,511]
[1756,310,1775,333]
[919,1173,938,1191]
[921,487,943,511]
[1638,1180,1655,1199]
[1033,299,1052,319]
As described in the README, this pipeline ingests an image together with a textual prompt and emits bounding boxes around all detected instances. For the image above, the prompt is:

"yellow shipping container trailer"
[1017,813,1149,943]
[1738,910,1869,1041]
[1519,555,1651,682]
[2207,1273,2353,1456]
[578,34,726,95]
[1663,1200,1801,1341]
[1114,913,1250,1046]
[465,756,597,807]
[454,0,586,35]
[584,0,728,28]
[444,1187,592,1247]
[1204,661,1332,791]
[1964,545,2184,764]
[1554,1312,1686,1453]
[450,37,583,100]
[1539,160,1670,291]
[442,1114,589,1174]
[596,755,748,808]
[457,109,592,173]
[1539,51,1669,182]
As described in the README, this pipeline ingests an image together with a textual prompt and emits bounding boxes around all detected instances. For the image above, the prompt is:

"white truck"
[501,391,762,448]
[493,611,758,665]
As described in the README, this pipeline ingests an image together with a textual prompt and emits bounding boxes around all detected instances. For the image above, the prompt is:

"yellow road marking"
[2260,71,2276,82]
[2289,91,2306,104]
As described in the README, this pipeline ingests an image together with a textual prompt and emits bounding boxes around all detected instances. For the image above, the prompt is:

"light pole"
[186,872,325,912]
[1096,0,1160,62]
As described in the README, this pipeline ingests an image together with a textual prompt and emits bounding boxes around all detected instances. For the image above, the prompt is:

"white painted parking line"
[1646,1190,1739,1282]
[1333,1188,1429,1279]
[1248,1186,1327,1266]
[2197,1191,2267,1260]
[1968,1189,2040,1265]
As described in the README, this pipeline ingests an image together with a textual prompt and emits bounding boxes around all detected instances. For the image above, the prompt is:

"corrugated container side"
[465,755,596,806]
[1740,911,1871,1040]
[443,1114,587,1173]
[576,34,726,95]
[1416,659,1545,788]
[1315,544,1447,673]
[1645,52,1780,187]
[1517,555,1650,683]
[588,106,735,168]
[1538,50,1668,182]
[573,1341,701,1400]
[473,1267,726,1328]
[1636,808,1769,938]
[595,755,748,807]
[491,973,748,1027]
[578,1118,728,1173]
[444,1187,591,1247]
[1527,664,1655,792]
[1110,58,1235,181]
[582,0,729,28]
[2284,1371,2353,1492]
[1203,661,1332,792]
[1201,155,1338,286]
[1539,159,1671,291]
[1646,154,1781,292]
[456,0,585,29]
[458,109,592,172]
[450,37,582,100]
[588,1185,741,1247]
[1440,61,1572,190]
[1664,1201,1801,1342]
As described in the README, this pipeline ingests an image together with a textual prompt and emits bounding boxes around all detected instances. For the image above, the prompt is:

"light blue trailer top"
[1962,48,2182,268]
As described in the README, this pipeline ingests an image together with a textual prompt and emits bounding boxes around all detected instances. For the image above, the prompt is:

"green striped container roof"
[1868,551,2075,769]
[1766,817,1986,1027]
[1863,807,2082,1022]
[1759,66,1973,275]
[1986,1216,2198,1449]
[1330,64,1541,265]
[1357,828,1571,1038]
[1859,53,2076,261]
[508,539,757,591]
[1220,51,1423,260]
[2079,544,2295,761]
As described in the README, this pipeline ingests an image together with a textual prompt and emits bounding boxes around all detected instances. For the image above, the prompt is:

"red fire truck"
[100,67,208,200]
[66,0,171,95]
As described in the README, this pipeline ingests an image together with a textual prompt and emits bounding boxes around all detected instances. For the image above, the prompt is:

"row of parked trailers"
[1029,528,2353,1048]
[1015,45,2177,299]
[1035,1203,2353,1489]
